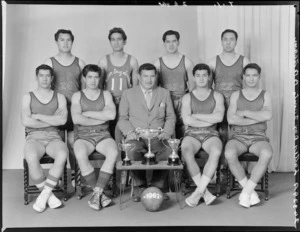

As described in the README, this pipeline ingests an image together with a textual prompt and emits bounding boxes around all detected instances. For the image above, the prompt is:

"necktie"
[145,90,152,109]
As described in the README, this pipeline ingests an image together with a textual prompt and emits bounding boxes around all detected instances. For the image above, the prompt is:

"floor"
[2,170,296,231]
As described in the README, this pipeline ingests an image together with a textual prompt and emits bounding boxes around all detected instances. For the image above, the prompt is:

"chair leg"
[216,164,221,197]
[23,159,29,205]
[112,166,117,197]
[63,162,68,201]
[76,163,83,200]
[265,171,269,201]
[226,168,231,199]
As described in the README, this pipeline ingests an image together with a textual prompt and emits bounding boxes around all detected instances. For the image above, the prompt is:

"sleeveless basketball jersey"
[214,55,244,99]
[51,57,81,103]
[80,90,109,129]
[26,91,59,133]
[187,90,217,130]
[105,54,132,98]
[159,55,188,96]
[232,90,267,133]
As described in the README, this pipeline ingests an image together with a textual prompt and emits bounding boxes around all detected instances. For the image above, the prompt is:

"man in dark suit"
[118,63,176,202]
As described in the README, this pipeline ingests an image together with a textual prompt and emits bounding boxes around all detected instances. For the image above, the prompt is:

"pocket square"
[159,102,166,107]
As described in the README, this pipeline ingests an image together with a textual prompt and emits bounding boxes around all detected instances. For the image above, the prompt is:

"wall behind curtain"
[3,4,296,171]
[197,5,296,172]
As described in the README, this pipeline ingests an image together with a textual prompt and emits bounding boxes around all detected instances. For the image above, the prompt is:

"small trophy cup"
[164,138,181,166]
[136,127,163,165]
[118,143,135,166]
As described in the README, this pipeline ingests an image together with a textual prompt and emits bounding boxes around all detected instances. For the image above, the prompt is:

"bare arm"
[130,56,139,86]
[82,91,116,121]
[31,93,68,126]
[79,59,86,89]
[181,93,213,128]
[21,93,52,128]
[192,91,225,124]
[185,57,196,91]
[227,91,259,126]
[238,91,272,122]
[71,92,104,126]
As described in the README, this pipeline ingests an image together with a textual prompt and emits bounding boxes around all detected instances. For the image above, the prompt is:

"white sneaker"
[239,192,251,208]
[250,191,260,206]
[185,188,203,207]
[203,189,216,205]
[88,191,101,211]
[100,192,112,208]
[47,192,62,209]
[33,188,51,213]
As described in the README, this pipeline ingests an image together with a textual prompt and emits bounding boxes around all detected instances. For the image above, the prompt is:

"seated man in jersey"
[21,64,68,213]
[71,64,118,211]
[181,63,225,207]
[118,63,176,202]
[225,63,273,208]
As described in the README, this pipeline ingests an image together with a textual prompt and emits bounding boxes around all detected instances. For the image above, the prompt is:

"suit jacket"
[117,86,176,137]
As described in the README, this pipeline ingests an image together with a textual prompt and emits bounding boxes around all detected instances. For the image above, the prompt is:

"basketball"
[140,187,164,212]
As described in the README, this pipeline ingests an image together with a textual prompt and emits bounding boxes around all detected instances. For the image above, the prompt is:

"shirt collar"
[140,85,153,95]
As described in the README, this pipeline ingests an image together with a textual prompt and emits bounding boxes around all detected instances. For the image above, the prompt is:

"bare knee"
[225,148,239,164]
[181,145,195,161]
[258,149,273,163]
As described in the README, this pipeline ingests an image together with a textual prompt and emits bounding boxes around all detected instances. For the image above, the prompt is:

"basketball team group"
[21,27,273,213]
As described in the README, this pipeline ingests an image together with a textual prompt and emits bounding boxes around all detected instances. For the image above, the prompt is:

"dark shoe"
[132,186,146,202]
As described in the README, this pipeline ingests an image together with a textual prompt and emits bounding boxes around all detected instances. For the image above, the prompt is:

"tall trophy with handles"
[135,127,163,165]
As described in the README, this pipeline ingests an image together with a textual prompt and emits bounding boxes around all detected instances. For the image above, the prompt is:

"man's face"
[56,33,73,53]
[194,69,210,88]
[110,32,126,52]
[243,68,260,88]
[221,32,237,52]
[37,69,53,89]
[84,71,101,90]
[164,34,179,54]
[139,69,157,91]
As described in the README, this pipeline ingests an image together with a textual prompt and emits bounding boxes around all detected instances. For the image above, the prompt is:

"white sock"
[238,177,248,188]
[198,175,211,194]
[242,179,257,196]
[191,172,202,187]
[93,187,103,194]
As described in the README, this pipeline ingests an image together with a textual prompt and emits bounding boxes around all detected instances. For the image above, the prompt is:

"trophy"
[163,138,182,166]
[118,143,135,166]
[136,127,163,165]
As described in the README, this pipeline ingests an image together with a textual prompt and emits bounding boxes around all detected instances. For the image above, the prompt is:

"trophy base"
[167,157,181,166]
[142,156,157,165]
[122,159,132,166]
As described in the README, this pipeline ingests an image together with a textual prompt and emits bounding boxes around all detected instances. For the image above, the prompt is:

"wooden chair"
[23,129,69,205]
[226,152,269,200]
[74,151,117,199]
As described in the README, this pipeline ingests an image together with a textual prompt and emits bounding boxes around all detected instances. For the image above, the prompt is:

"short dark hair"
[108,27,127,41]
[243,63,262,75]
[162,30,180,42]
[138,63,157,75]
[221,29,238,40]
[54,29,74,42]
[192,63,211,76]
[35,64,54,77]
[82,64,102,77]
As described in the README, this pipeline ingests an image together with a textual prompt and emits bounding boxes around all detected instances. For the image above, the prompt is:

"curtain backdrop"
[196,6,296,172]
[2,4,296,171]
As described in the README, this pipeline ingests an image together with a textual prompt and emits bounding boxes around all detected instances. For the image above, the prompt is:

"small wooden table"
[116,160,183,210]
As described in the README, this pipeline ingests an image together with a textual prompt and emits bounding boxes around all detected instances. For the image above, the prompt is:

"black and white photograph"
[2,1,299,231]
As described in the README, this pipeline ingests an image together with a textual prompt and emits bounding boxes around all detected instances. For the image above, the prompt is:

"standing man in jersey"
[207,29,250,143]
[154,30,195,139]
[181,64,224,207]
[71,64,118,211]
[97,27,139,150]
[225,63,273,208]
[21,64,68,212]
[44,29,86,185]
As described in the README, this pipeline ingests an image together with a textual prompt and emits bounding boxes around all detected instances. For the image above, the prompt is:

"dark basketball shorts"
[184,126,220,145]
[74,125,112,147]
[229,127,270,149]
